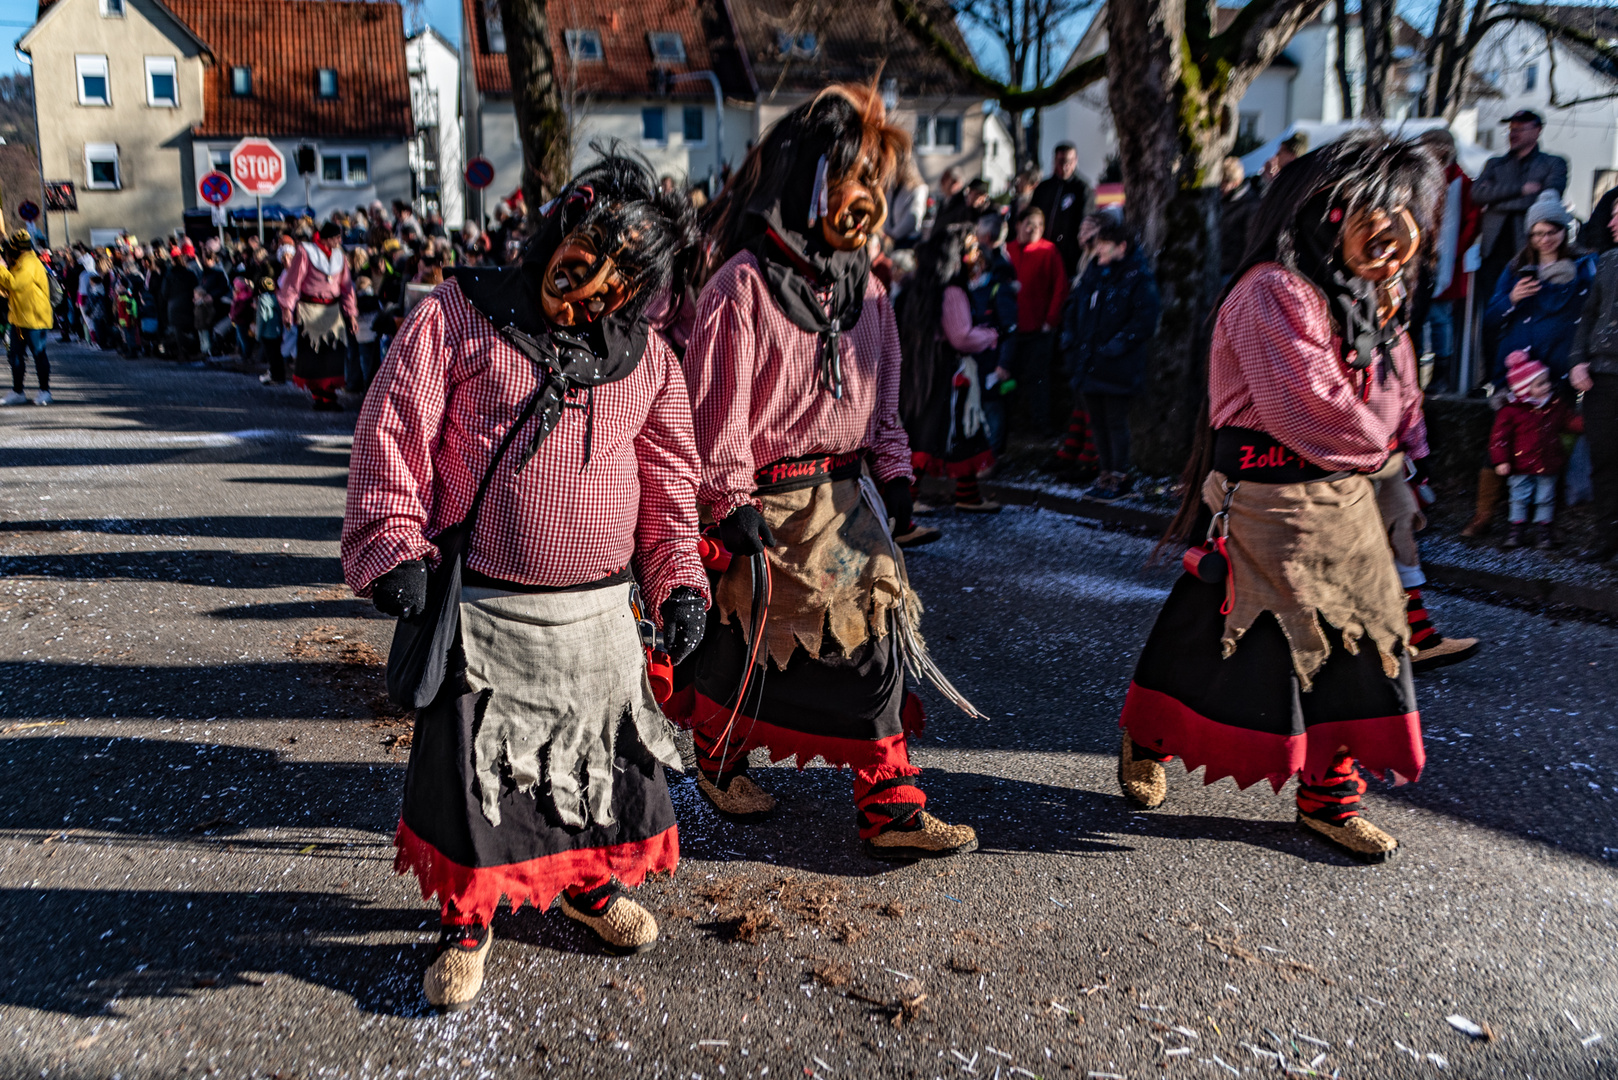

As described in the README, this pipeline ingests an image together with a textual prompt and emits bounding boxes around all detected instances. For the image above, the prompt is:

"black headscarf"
[447,151,694,470]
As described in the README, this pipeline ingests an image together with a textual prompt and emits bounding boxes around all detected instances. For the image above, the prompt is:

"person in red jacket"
[1418,130,1480,394]
[1006,208,1068,436]
[1490,350,1583,549]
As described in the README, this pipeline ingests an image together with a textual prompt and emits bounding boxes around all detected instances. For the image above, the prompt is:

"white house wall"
[1471,24,1618,214]
[189,138,414,220]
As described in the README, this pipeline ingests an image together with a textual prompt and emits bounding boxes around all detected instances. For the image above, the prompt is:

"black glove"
[659,586,707,664]
[881,477,915,535]
[718,504,777,557]
[371,559,428,620]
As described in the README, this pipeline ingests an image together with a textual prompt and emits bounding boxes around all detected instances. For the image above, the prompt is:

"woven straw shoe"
[1118,733,1168,809]
[561,893,660,955]
[1298,813,1399,863]
[697,773,778,822]
[864,812,978,861]
[422,927,493,1013]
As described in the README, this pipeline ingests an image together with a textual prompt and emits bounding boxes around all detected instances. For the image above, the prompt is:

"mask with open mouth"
[539,232,637,326]
[820,174,888,252]
[1339,206,1420,326]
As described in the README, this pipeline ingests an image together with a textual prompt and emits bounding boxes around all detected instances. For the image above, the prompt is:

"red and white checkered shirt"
[683,251,913,520]
[340,279,708,619]
[1211,263,1429,472]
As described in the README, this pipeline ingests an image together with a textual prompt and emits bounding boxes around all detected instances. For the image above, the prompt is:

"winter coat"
[1482,254,1596,381]
[163,263,199,331]
[1219,181,1262,279]
[1489,396,1583,475]
[1060,247,1161,397]
[1569,249,1618,377]
[1472,147,1570,257]
[0,249,54,330]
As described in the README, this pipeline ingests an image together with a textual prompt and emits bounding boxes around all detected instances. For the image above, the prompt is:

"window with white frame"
[641,106,666,143]
[566,29,603,61]
[99,0,124,17]
[1525,63,1539,91]
[76,55,110,106]
[914,114,961,154]
[321,150,370,185]
[209,147,231,172]
[146,56,178,107]
[648,32,685,63]
[682,105,704,144]
[85,143,120,189]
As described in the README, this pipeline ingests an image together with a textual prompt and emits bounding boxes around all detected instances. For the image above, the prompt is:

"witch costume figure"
[677,84,983,860]
[277,221,357,410]
[896,222,1003,514]
[341,155,709,1011]
[1117,132,1440,862]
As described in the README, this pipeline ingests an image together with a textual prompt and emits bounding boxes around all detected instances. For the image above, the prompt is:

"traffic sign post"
[465,158,495,233]
[230,138,286,243]
[199,171,235,247]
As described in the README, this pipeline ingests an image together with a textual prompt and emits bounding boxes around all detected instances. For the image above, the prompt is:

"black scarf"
[735,120,871,399]
[449,261,647,471]
[1290,190,1403,389]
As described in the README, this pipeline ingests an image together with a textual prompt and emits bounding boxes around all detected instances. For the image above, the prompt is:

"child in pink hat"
[1489,350,1583,548]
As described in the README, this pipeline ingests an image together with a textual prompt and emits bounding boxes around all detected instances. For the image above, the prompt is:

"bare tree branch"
[888,0,1106,110]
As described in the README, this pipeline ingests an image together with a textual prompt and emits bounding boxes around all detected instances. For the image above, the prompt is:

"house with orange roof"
[20,0,416,244]
[460,0,994,219]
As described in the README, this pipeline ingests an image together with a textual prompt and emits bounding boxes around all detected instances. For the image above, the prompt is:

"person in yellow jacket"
[0,229,53,405]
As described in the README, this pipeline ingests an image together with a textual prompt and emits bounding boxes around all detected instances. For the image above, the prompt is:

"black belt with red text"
[1212,427,1354,483]
[753,451,865,494]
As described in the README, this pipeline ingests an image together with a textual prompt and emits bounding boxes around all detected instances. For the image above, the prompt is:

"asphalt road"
[2,345,1614,1080]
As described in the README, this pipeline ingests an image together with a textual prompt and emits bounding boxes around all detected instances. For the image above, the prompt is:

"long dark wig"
[701,83,908,278]
[895,223,973,421]
[1162,129,1445,548]
[519,146,702,328]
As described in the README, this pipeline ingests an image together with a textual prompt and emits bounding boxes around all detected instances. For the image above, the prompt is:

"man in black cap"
[1472,110,1569,377]
[1030,143,1090,278]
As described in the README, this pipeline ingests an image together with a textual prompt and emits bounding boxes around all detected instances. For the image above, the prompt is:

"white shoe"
[34,391,53,406]
[1,391,29,406]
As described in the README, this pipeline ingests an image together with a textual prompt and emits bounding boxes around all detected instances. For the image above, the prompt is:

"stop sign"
[230,137,286,197]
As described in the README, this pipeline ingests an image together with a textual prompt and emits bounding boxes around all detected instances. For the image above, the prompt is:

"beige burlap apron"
[1204,456,1409,691]
[296,300,348,350]
[715,478,914,669]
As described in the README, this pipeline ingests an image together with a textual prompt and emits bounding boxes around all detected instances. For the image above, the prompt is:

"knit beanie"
[1505,349,1549,397]
[1525,190,1572,232]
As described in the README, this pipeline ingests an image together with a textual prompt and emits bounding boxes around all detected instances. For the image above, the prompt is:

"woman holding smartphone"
[1482,190,1596,386]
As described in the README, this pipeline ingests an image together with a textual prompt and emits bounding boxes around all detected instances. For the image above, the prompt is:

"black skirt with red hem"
[672,614,922,772]
[1120,573,1423,791]
[396,678,680,923]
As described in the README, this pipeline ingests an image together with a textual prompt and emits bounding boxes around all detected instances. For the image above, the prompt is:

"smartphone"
[1516,265,1540,279]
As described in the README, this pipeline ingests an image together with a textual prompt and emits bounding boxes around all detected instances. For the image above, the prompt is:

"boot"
[1297,813,1400,863]
[1535,522,1560,550]
[864,812,978,861]
[1460,468,1504,538]
[696,771,778,822]
[1501,523,1526,549]
[422,922,494,1012]
[1118,733,1168,809]
[560,886,659,955]
[1405,588,1479,674]
[1296,756,1397,864]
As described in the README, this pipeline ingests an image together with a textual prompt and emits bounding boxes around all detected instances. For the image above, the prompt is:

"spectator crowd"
[1,114,1614,565]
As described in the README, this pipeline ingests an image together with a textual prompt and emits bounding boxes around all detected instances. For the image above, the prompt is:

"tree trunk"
[497,0,572,213]
[1106,0,1229,475]
[1359,0,1396,120]
[1420,0,1473,119]
[1334,0,1354,119]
